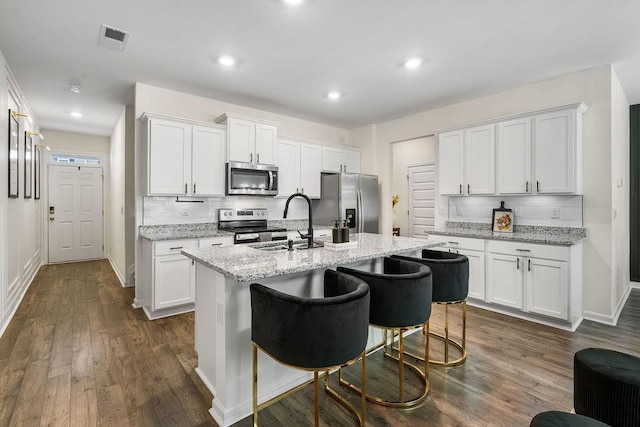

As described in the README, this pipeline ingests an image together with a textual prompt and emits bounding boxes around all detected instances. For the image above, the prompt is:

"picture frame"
[492,201,513,233]
[34,145,40,200]
[24,131,32,199]
[8,109,19,198]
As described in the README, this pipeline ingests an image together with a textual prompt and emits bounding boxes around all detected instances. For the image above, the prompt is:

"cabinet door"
[255,124,277,165]
[526,258,568,320]
[276,139,300,197]
[227,118,254,163]
[299,143,322,198]
[198,236,233,247]
[342,151,361,173]
[322,147,343,172]
[191,126,226,196]
[533,110,575,193]
[153,255,195,310]
[487,253,523,309]
[459,249,486,301]
[438,130,464,195]
[148,119,190,195]
[497,118,531,194]
[465,125,495,194]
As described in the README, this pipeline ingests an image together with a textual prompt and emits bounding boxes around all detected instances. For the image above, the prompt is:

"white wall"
[42,129,110,153]
[391,137,435,236]
[352,65,621,322]
[0,51,43,337]
[611,68,631,317]
[109,107,127,285]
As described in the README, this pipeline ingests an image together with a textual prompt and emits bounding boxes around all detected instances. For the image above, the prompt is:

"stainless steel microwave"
[226,162,278,196]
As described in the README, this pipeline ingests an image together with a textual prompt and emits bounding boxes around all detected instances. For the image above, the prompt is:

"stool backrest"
[337,257,432,328]
[250,271,370,369]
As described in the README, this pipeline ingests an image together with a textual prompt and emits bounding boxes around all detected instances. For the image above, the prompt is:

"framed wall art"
[8,109,19,198]
[492,201,513,233]
[34,145,40,200]
[24,131,32,198]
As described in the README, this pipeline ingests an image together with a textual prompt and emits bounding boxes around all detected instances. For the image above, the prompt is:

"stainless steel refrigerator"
[312,173,379,234]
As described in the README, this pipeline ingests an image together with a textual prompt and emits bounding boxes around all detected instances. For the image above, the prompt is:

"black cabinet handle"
[193,183,197,194]
[528,259,531,271]
[185,183,187,194]
[459,184,462,194]
[170,246,184,250]
[516,258,520,270]
[467,184,470,194]
[257,153,260,163]
[537,181,540,192]
[526,181,529,192]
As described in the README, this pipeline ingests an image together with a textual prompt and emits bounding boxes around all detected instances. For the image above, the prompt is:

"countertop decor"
[430,222,586,246]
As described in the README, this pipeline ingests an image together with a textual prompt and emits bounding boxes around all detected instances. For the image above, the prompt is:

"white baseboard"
[108,257,132,288]
[0,262,42,339]
[583,284,631,326]
[631,281,640,289]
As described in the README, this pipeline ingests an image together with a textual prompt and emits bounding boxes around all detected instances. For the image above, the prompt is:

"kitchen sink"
[256,244,288,251]
[253,241,324,251]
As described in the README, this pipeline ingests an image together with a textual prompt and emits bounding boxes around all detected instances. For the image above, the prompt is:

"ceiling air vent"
[98,24,130,52]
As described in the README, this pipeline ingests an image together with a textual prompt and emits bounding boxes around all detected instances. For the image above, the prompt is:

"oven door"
[227,162,278,196]
[235,233,261,244]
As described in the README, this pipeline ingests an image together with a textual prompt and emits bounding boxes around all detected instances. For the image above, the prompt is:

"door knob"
[49,217,54,221]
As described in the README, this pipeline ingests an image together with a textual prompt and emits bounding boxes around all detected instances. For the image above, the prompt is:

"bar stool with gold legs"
[250,270,370,426]
[392,250,469,367]
[336,257,433,407]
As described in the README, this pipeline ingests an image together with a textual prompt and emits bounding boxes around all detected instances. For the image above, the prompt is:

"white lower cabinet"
[140,236,233,319]
[487,240,569,321]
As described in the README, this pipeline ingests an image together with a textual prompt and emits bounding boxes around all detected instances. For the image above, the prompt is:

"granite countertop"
[139,223,233,241]
[181,233,444,282]
[429,222,587,246]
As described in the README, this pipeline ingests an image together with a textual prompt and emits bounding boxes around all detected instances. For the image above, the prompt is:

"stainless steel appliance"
[218,208,288,244]
[226,162,278,196]
[312,173,379,234]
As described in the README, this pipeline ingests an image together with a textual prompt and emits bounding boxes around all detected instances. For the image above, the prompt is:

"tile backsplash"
[448,195,583,227]
[143,196,311,225]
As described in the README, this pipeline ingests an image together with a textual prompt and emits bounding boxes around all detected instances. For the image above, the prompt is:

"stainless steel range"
[218,208,288,244]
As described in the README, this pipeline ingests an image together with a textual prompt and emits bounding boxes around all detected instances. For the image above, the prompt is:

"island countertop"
[181,233,444,282]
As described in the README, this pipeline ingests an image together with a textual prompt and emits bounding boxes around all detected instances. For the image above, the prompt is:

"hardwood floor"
[1,260,639,426]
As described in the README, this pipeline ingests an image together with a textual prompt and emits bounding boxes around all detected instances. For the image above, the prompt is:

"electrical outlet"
[216,303,224,325]
[514,207,522,216]
[182,207,189,216]
[550,207,560,218]
[456,206,464,216]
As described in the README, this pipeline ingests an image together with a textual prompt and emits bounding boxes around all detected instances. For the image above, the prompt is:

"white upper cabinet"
[497,118,532,194]
[321,146,361,173]
[440,102,586,197]
[143,114,226,197]
[439,125,494,195]
[276,138,322,199]
[533,109,578,194]
[215,113,279,165]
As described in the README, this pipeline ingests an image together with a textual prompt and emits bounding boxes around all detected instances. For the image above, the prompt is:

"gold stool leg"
[444,304,449,364]
[314,371,319,427]
[253,344,258,427]
[399,329,404,403]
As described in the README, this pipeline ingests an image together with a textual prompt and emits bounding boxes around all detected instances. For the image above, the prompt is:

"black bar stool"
[250,270,370,426]
[392,250,469,367]
[336,257,432,407]
[530,411,610,426]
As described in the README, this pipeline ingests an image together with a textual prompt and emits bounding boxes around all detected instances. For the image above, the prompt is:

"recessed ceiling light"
[68,84,83,93]
[283,0,303,5]
[70,112,83,118]
[403,57,423,70]
[327,91,342,100]
[218,55,237,67]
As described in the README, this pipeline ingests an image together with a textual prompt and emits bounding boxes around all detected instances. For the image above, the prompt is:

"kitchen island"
[181,233,443,426]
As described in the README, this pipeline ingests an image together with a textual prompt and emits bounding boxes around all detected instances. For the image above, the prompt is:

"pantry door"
[408,163,436,238]
[48,165,103,263]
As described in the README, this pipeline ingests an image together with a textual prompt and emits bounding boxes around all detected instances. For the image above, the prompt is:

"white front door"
[48,165,103,263]
[408,163,436,238]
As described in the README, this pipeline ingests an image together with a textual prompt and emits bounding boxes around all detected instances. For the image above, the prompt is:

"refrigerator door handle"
[357,190,363,233]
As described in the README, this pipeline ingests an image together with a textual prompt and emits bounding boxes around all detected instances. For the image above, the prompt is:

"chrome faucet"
[283,193,314,248]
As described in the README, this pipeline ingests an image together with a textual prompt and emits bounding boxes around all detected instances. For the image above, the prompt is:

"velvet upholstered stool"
[574,348,640,427]
[250,270,370,426]
[392,249,469,367]
[530,411,610,426]
[336,257,433,407]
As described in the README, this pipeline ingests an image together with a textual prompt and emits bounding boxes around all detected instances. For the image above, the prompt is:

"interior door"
[48,165,103,263]
[408,163,436,238]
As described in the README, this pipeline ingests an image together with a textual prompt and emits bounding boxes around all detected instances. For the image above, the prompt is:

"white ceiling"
[2,0,640,136]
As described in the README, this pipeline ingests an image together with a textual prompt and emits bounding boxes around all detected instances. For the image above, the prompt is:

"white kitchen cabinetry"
[426,236,486,301]
[140,236,233,319]
[277,138,322,198]
[438,125,495,195]
[142,114,226,197]
[487,241,569,321]
[215,113,279,165]
[497,118,532,194]
[321,146,361,173]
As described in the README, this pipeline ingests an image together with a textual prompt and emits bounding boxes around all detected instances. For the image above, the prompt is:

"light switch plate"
[550,207,560,218]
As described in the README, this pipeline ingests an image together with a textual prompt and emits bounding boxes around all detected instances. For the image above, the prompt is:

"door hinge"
[406,174,409,180]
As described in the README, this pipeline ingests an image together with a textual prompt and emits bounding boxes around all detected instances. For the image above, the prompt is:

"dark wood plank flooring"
[1,260,639,426]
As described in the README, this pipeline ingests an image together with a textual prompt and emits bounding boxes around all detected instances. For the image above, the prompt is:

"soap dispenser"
[332,220,342,243]
[341,220,350,243]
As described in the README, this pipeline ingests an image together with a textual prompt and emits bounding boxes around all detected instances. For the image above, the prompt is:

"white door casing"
[48,165,103,263]
[408,163,436,238]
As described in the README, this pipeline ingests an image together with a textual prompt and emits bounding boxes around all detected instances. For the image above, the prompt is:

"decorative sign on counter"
[492,201,513,233]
